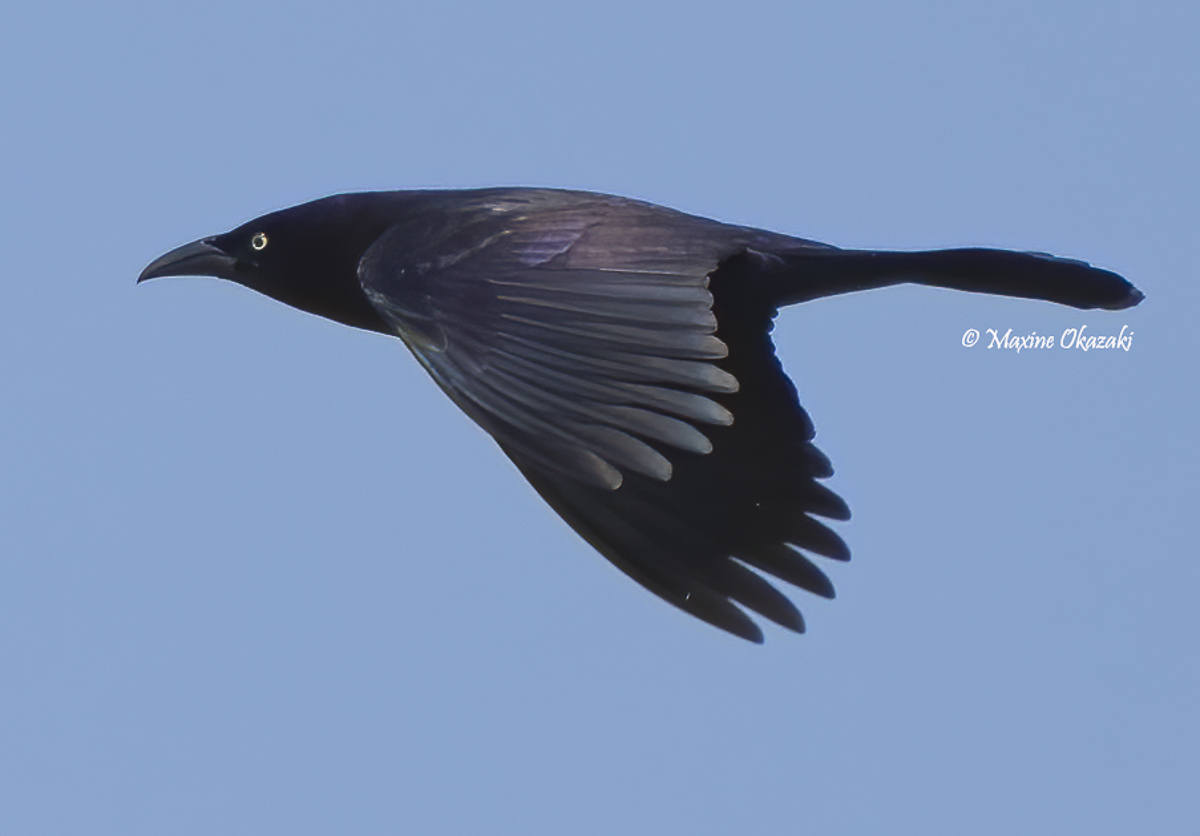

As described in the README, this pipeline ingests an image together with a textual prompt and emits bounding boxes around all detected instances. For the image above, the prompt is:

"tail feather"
[763,247,1142,311]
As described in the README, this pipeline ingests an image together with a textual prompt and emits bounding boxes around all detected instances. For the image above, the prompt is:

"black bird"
[139,188,1142,642]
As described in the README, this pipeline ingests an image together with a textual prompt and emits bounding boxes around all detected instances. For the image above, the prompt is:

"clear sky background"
[2,1,1196,833]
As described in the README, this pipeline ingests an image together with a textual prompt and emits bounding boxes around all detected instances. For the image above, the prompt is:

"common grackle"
[140,188,1142,642]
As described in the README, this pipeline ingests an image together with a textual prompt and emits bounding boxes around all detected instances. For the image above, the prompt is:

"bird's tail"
[757,247,1143,311]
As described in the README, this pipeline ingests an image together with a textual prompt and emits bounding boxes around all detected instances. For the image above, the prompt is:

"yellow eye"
[251,232,269,251]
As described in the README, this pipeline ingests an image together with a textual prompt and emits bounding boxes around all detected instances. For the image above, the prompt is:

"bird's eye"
[250,232,269,251]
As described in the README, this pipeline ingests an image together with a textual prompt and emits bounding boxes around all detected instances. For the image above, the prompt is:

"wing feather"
[358,190,849,639]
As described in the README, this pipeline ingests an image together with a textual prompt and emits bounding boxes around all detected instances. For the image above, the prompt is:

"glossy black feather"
[139,187,1143,641]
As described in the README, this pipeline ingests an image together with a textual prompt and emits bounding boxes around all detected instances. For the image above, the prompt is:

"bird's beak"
[137,238,239,283]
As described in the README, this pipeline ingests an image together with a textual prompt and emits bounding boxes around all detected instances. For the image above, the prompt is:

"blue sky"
[2,1,1196,833]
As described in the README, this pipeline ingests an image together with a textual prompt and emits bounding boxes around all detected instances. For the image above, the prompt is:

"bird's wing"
[359,198,849,641]
[358,198,741,490]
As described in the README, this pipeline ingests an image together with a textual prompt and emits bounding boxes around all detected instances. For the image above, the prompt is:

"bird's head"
[138,193,395,334]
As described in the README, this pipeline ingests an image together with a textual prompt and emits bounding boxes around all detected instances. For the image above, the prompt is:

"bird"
[139,187,1143,642]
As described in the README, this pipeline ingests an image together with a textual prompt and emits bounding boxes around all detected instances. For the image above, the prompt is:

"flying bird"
[139,188,1142,642]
